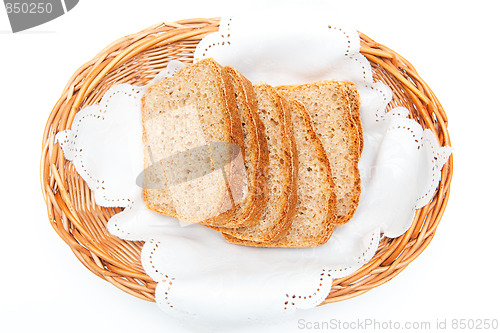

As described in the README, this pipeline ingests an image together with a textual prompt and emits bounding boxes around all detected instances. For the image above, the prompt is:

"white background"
[1,0,499,332]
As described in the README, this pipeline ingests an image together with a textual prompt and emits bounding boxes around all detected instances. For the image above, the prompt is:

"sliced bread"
[278,81,361,226]
[221,84,298,242]
[225,99,337,247]
[276,81,363,153]
[343,82,363,153]
[212,66,269,228]
[141,58,246,226]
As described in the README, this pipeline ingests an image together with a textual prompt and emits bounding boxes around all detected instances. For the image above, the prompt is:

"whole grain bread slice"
[220,84,298,242]
[343,82,363,153]
[278,81,361,226]
[225,99,337,247]
[277,82,362,153]
[141,58,246,226]
[211,66,269,228]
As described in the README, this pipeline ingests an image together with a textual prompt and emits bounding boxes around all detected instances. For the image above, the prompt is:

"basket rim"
[40,17,453,305]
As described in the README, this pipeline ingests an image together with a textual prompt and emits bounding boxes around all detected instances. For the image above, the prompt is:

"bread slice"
[276,82,362,153]
[225,100,337,247]
[141,58,246,226]
[278,81,361,226]
[213,66,270,228]
[343,82,363,152]
[221,84,298,242]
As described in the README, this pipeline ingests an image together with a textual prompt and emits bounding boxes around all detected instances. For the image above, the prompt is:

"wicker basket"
[40,18,453,304]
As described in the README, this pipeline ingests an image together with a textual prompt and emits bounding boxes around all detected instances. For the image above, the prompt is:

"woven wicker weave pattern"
[40,18,453,304]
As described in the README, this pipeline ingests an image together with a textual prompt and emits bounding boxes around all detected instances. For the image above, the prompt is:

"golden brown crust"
[201,59,244,226]
[236,71,270,227]
[270,92,299,240]
[221,84,298,242]
[218,66,270,228]
[246,93,270,223]
[224,100,336,247]
[343,81,363,153]
[334,84,361,226]
[284,81,361,227]
[276,99,336,246]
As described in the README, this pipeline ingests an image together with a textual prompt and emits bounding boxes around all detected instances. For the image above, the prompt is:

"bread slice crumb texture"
[225,100,337,247]
[217,66,270,228]
[141,58,245,226]
[279,81,361,226]
[222,84,298,242]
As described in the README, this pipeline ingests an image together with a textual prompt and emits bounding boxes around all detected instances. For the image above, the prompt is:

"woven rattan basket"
[40,18,453,305]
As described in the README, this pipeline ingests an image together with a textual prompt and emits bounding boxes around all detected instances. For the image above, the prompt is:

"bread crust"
[218,66,270,228]
[199,60,246,226]
[279,81,361,226]
[343,81,363,153]
[225,100,336,247]
[221,84,298,242]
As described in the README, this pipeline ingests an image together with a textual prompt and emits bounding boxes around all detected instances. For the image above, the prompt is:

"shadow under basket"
[40,18,453,304]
